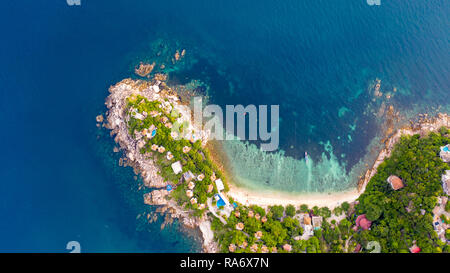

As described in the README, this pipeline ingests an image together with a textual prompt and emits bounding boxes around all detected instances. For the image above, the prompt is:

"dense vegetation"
[355,129,450,253]
[126,94,226,214]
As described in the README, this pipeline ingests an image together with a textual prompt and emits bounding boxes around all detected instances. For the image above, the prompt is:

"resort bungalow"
[215,179,225,192]
[182,146,191,154]
[210,173,217,182]
[282,244,292,252]
[151,144,158,151]
[442,170,450,195]
[387,175,404,190]
[197,173,205,181]
[261,245,269,253]
[190,197,197,205]
[228,244,236,253]
[250,244,258,253]
[130,108,145,120]
[355,214,372,230]
[187,181,195,190]
[236,222,244,231]
[409,244,421,253]
[166,151,173,161]
[303,215,312,226]
[161,116,169,124]
[157,146,165,153]
[312,216,323,230]
[440,145,450,163]
[150,110,159,117]
[302,224,314,238]
[183,171,195,182]
[171,161,182,175]
[186,190,193,198]
[239,241,248,249]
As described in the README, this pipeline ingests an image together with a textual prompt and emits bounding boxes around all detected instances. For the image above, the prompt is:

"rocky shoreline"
[358,112,450,192]
[102,78,218,253]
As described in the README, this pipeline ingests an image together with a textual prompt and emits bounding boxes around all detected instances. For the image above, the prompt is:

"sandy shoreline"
[225,113,449,210]
[227,182,359,209]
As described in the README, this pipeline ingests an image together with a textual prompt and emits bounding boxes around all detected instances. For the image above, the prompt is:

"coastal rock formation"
[105,79,172,190]
[135,62,156,77]
[359,113,450,192]
[144,189,169,206]
[105,76,216,252]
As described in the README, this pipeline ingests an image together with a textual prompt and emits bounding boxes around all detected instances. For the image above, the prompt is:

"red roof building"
[356,214,372,230]
[387,175,405,190]
[409,245,421,253]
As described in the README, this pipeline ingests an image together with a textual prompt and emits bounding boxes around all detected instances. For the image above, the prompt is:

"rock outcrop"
[144,190,169,206]
[359,113,450,192]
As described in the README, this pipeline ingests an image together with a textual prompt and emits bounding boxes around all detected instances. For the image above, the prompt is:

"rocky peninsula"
[104,76,218,252]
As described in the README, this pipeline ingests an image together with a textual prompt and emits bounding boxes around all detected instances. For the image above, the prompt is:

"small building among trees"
[355,214,372,230]
[440,145,450,163]
[442,170,450,195]
[387,175,404,190]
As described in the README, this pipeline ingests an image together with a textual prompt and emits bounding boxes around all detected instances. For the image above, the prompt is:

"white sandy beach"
[226,113,450,210]
[227,182,360,209]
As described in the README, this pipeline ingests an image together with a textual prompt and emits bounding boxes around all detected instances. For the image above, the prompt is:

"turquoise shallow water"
[0,0,448,251]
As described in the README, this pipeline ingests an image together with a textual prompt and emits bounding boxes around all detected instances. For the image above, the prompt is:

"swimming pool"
[443,146,449,152]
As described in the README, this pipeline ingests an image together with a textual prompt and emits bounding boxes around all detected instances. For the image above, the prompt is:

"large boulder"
[144,190,168,205]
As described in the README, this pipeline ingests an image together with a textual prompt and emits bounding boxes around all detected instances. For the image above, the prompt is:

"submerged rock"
[96,114,104,123]
[135,62,155,77]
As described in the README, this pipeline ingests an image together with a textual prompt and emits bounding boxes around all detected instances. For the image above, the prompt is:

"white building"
[442,170,450,195]
[171,161,182,175]
[215,179,224,192]
[301,225,314,240]
[312,216,323,229]
[131,108,145,120]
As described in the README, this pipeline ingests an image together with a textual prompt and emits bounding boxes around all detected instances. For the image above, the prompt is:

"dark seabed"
[0,0,448,251]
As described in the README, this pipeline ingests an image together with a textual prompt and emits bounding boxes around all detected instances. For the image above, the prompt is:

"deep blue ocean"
[0,0,448,252]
